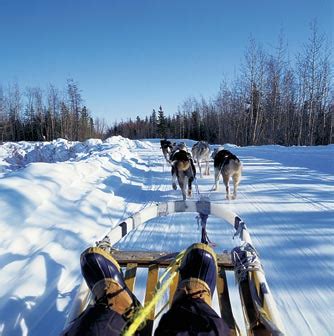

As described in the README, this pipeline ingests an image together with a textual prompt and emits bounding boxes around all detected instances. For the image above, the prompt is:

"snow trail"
[0,138,333,336]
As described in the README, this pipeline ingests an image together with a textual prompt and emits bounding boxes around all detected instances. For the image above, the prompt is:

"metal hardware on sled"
[65,200,285,336]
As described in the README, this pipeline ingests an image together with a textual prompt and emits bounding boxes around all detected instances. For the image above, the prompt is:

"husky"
[211,147,242,200]
[191,141,210,177]
[160,139,173,162]
[171,141,188,153]
[170,145,196,200]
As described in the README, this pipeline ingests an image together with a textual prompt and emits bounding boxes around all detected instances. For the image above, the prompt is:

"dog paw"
[187,190,192,197]
[172,183,177,190]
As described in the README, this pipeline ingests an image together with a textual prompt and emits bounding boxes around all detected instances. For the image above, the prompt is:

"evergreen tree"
[157,106,167,138]
[149,109,157,137]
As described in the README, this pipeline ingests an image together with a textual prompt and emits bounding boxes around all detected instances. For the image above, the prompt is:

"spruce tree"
[157,106,167,138]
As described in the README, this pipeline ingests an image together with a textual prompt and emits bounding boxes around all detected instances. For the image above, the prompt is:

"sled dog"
[191,141,210,177]
[171,142,188,153]
[170,145,196,200]
[160,139,173,162]
[211,147,242,199]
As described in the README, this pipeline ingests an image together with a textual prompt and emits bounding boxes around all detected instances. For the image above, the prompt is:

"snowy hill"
[0,137,333,336]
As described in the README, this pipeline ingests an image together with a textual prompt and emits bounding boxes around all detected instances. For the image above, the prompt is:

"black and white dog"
[170,144,196,200]
[160,139,173,162]
[211,147,242,199]
[191,141,210,177]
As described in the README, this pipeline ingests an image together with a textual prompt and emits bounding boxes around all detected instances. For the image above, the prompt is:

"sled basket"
[65,200,285,336]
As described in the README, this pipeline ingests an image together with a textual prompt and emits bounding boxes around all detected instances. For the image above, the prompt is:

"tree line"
[0,79,107,142]
[1,23,332,146]
[108,23,333,146]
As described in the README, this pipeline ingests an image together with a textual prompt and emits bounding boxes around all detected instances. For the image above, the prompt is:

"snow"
[0,136,333,336]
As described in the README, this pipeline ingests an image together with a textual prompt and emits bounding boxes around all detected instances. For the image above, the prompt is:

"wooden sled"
[64,200,285,336]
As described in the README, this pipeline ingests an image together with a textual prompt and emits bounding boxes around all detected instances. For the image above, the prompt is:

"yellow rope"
[157,252,181,286]
[122,250,185,336]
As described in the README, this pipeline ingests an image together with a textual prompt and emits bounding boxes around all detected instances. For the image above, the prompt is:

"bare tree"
[46,84,60,140]
[240,38,266,144]
[0,85,8,142]
[66,79,82,140]
[7,83,23,140]
[296,21,332,145]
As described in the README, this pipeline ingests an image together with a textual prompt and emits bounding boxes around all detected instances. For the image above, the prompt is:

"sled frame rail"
[112,250,234,269]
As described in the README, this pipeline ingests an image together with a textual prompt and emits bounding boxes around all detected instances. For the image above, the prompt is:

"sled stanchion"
[124,263,137,292]
[144,264,159,334]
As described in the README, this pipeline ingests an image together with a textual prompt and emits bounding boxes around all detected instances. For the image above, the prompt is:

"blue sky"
[0,0,333,124]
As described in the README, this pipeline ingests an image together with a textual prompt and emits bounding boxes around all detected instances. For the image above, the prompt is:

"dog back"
[171,149,189,162]
[172,150,192,171]
[214,149,240,170]
[175,160,190,171]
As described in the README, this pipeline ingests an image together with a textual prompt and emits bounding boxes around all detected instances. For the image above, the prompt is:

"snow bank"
[0,136,155,175]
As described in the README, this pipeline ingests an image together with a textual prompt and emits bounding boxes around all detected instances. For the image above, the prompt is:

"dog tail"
[230,158,242,173]
[175,160,190,171]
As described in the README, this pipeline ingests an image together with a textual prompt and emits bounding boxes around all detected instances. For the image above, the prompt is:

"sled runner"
[64,200,285,336]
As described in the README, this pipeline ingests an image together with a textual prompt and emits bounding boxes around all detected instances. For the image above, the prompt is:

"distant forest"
[0,78,107,142]
[108,24,333,146]
[1,23,333,146]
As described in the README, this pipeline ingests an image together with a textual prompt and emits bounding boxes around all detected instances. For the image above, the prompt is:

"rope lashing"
[231,242,263,283]
[122,249,186,336]
[95,235,112,252]
[157,249,185,286]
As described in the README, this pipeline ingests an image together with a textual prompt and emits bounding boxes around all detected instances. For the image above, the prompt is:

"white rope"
[95,236,112,252]
[232,242,263,283]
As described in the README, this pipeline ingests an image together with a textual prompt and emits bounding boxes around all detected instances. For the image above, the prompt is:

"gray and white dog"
[211,147,242,199]
[191,141,210,178]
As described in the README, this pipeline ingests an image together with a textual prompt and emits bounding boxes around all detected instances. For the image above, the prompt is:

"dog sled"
[64,200,285,336]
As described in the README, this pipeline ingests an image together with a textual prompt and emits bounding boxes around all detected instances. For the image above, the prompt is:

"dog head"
[172,142,188,152]
[211,146,224,159]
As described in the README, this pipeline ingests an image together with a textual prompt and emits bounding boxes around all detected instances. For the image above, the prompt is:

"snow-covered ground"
[0,137,333,336]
